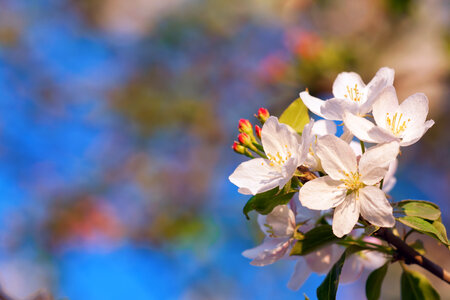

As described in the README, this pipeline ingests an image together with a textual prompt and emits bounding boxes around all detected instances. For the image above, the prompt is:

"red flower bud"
[255,125,262,139]
[256,108,270,124]
[238,119,253,135]
[238,133,252,147]
[232,141,254,158]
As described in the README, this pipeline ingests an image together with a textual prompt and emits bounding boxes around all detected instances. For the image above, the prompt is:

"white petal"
[316,135,357,180]
[299,118,315,162]
[343,111,398,144]
[359,141,399,185]
[340,126,354,143]
[238,187,253,195]
[400,119,434,147]
[359,186,395,227]
[287,259,311,291]
[261,116,301,165]
[360,67,395,114]
[332,71,365,100]
[281,156,300,183]
[332,193,360,238]
[311,119,337,137]
[382,159,398,193]
[304,245,335,274]
[243,237,292,266]
[299,176,346,210]
[300,91,327,119]
[361,250,387,270]
[372,86,399,129]
[295,202,320,225]
[321,97,359,120]
[397,93,429,128]
[229,158,287,195]
[340,254,364,283]
[265,205,296,238]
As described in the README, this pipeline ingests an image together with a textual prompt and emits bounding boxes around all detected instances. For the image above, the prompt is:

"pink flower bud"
[255,125,262,139]
[238,119,253,135]
[256,108,270,124]
[232,141,254,158]
[238,133,252,147]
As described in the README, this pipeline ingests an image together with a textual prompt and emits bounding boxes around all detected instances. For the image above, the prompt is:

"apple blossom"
[229,116,310,195]
[299,135,399,237]
[299,67,394,121]
[302,119,337,172]
[343,86,435,147]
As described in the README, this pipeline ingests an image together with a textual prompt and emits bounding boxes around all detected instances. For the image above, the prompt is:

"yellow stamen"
[385,112,410,136]
[344,84,362,102]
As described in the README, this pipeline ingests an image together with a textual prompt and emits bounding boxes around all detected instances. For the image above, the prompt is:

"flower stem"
[360,140,365,154]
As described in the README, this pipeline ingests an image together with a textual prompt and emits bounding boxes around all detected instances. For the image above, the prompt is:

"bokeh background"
[0,0,448,299]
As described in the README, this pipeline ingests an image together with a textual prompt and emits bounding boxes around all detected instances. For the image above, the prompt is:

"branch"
[375,227,450,284]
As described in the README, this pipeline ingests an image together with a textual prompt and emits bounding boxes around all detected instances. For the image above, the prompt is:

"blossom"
[242,203,340,291]
[299,135,399,237]
[349,141,398,193]
[229,116,309,195]
[343,86,435,147]
[299,67,394,121]
[302,119,337,172]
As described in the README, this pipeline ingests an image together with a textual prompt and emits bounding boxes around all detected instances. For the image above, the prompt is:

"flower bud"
[255,125,262,140]
[238,133,252,147]
[256,108,270,124]
[238,119,253,135]
[232,141,253,158]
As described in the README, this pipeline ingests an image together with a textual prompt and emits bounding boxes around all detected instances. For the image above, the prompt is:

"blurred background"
[0,0,448,299]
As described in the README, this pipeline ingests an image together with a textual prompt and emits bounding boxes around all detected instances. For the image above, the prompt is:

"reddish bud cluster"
[256,108,270,124]
[255,125,262,140]
[238,119,253,135]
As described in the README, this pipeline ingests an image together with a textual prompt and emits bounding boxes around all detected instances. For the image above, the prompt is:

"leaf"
[396,200,441,220]
[290,225,340,256]
[279,97,310,134]
[316,246,363,300]
[397,216,449,246]
[401,268,440,300]
[242,187,296,220]
[366,263,389,300]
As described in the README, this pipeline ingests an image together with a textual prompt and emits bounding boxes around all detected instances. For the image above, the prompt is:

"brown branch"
[375,227,450,284]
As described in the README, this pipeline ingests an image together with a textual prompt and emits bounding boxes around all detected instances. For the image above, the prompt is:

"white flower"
[299,135,399,237]
[349,141,398,193]
[340,237,387,283]
[343,86,435,147]
[299,67,394,121]
[229,116,309,195]
[242,203,340,291]
[303,119,337,172]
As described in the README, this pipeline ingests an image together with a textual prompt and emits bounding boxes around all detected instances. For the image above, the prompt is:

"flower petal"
[400,119,434,147]
[299,176,346,210]
[360,67,395,114]
[359,186,395,227]
[332,71,365,100]
[264,205,296,238]
[304,245,335,274]
[287,259,311,291]
[316,135,357,180]
[242,237,292,266]
[343,111,398,144]
[311,119,337,137]
[340,125,354,143]
[229,158,287,195]
[332,193,360,238]
[382,159,398,193]
[372,86,399,129]
[261,116,301,165]
[340,254,364,283]
[321,97,359,120]
[397,93,429,128]
[300,91,327,119]
[359,141,399,185]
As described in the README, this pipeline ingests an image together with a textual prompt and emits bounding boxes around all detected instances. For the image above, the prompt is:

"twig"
[375,227,450,284]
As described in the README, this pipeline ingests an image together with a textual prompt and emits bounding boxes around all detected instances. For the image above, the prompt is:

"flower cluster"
[229,67,438,292]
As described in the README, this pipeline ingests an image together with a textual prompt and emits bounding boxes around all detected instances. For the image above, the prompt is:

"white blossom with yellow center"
[298,67,394,121]
[343,86,435,147]
[229,116,312,195]
[299,135,399,238]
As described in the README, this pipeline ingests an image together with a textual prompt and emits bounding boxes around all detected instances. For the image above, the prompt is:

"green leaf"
[401,268,440,300]
[242,187,296,220]
[366,263,389,300]
[290,225,340,256]
[396,200,441,220]
[316,246,363,300]
[279,97,309,133]
[397,216,449,246]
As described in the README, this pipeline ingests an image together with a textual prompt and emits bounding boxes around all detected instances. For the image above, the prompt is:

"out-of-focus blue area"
[0,1,447,299]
